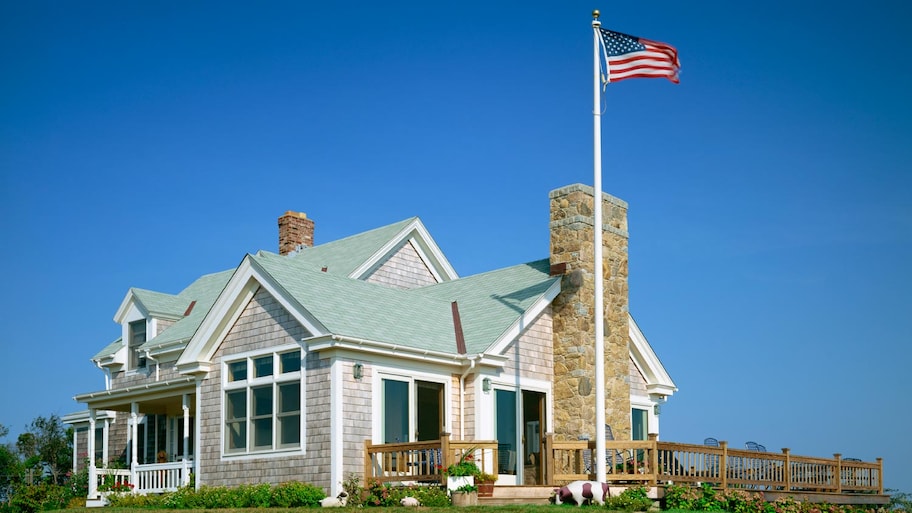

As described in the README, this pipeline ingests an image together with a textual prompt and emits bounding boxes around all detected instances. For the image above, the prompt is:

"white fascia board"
[176,256,328,374]
[306,334,468,367]
[113,290,151,324]
[349,218,459,282]
[487,278,562,356]
[628,314,677,397]
[75,377,196,410]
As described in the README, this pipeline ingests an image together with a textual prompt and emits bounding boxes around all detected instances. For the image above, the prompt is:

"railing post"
[782,448,791,492]
[648,434,658,487]
[440,433,451,485]
[834,453,842,493]
[544,433,554,485]
[364,439,373,483]
[720,441,728,489]
[876,457,883,495]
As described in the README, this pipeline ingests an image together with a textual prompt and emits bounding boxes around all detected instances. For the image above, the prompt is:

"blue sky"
[1,0,910,490]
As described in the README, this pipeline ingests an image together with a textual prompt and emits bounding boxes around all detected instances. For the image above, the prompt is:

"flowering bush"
[442,449,480,477]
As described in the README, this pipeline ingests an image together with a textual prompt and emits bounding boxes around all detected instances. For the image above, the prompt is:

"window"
[129,320,147,370]
[224,349,302,455]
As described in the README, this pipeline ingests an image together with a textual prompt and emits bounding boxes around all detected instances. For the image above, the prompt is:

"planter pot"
[477,481,494,498]
[446,475,474,493]
[451,491,478,507]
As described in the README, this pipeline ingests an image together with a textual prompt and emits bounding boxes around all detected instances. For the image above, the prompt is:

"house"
[66,184,676,498]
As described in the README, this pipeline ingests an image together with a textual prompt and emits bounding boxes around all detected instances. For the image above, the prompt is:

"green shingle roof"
[138,270,233,351]
[264,217,418,277]
[130,288,191,318]
[104,217,557,361]
[93,337,123,360]
[253,254,557,354]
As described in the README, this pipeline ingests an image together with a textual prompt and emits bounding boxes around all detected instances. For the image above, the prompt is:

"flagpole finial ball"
[592,10,600,20]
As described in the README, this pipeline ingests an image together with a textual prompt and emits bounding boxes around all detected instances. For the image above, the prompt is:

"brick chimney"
[549,184,631,442]
[278,211,314,255]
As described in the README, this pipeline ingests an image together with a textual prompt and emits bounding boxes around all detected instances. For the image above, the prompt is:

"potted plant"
[476,471,497,498]
[451,484,478,507]
[443,449,480,493]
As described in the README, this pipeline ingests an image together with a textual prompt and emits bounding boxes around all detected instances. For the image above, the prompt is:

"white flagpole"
[592,9,607,483]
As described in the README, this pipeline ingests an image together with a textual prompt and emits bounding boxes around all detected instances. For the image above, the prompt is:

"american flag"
[598,28,680,84]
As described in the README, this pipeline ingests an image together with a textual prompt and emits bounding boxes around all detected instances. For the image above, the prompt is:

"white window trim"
[220,346,304,459]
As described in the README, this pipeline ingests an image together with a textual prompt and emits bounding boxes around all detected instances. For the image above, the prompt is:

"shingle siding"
[628,358,647,396]
[502,307,554,383]
[197,287,330,489]
[364,241,438,289]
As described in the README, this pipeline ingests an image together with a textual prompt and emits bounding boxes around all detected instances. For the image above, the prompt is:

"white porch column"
[182,393,190,486]
[130,402,139,485]
[71,426,78,474]
[87,410,97,498]
[102,418,110,465]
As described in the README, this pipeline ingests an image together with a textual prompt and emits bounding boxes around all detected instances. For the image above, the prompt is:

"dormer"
[112,287,189,375]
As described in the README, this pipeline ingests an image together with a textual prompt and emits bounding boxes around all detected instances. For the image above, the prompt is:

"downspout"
[94,360,112,390]
[144,350,160,381]
[459,357,477,440]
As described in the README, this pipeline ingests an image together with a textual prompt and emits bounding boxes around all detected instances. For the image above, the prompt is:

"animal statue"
[320,491,349,507]
[552,480,610,506]
[400,496,420,507]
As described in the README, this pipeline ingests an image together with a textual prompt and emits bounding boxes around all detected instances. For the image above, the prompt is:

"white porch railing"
[133,461,191,494]
[93,461,191,497]
[96,468,131,492]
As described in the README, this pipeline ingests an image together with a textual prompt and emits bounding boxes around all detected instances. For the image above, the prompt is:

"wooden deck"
[364,434,888,506]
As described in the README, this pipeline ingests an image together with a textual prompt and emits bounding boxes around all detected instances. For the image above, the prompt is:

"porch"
[364,434,888,506]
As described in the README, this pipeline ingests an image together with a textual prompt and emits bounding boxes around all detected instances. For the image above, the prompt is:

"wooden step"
[479,485,554,505]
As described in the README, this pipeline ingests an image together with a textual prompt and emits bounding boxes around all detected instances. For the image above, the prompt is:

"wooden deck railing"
[364,434,498,485]
[364,434,883,500]
[545,435,883,495]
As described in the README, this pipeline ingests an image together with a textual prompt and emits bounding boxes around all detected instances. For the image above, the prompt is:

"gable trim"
[348,219,458,283]
[628,314,677,397]
[176,256,327,375]
[487,278,562,355]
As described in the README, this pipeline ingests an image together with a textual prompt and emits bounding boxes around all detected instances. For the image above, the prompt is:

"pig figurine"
[552,480,610,506]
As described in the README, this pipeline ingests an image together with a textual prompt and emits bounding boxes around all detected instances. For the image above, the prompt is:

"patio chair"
[703,438,720,479]
[605,425,632,472]
[745,441,763,451]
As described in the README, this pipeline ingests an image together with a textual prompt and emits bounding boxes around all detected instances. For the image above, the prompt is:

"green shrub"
[9,483,68,513]
[607,485,654,511]
[106,491,162,508]
[270,480,325,507]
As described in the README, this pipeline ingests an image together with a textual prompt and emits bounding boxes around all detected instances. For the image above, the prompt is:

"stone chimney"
[549,184,631,441]
[278,211,314,255]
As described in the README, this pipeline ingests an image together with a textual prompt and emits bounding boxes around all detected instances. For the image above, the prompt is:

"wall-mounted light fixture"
[653,404,661,416]
[353,362,364,380]
[482,377,491,393]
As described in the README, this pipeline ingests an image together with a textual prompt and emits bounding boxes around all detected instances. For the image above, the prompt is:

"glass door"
[495,390,517,482]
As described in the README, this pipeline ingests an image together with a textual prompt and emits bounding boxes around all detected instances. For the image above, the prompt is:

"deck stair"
[479,485,554,505]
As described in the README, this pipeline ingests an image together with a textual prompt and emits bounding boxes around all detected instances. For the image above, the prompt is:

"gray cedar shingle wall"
[628,358,647,396]
[501,307,554,383]
[197,287,329,489]
[364,240,438,289]
[343,361,371,477]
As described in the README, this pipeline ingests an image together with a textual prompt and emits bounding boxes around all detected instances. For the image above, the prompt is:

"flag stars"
[599,28,646,56]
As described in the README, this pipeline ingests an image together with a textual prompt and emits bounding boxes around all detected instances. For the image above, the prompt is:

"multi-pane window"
[224,349,302,455]
[129,320,147,370]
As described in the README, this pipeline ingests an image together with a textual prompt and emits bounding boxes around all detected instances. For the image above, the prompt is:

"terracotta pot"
[477,481,494,498]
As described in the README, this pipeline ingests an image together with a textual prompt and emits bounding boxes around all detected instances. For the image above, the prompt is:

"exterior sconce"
[653,404,661,416]
[482,378,491,393]
[353,362,364,380]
